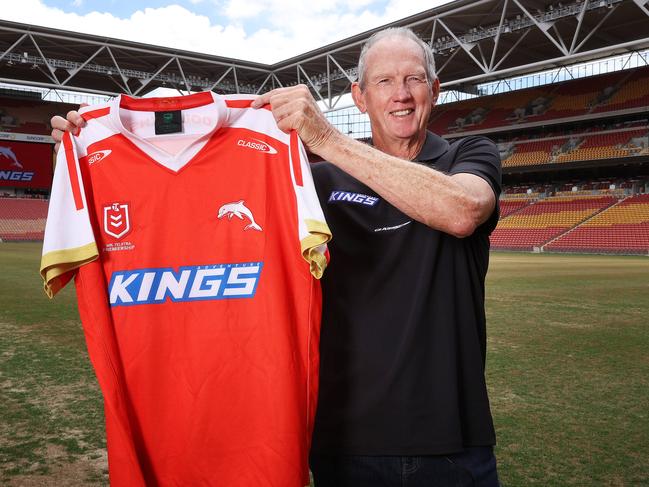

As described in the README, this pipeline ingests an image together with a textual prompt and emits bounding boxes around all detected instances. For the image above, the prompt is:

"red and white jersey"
[40,92,331,487]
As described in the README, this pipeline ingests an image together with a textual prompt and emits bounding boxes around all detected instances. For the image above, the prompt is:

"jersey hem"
[40,242,99,297]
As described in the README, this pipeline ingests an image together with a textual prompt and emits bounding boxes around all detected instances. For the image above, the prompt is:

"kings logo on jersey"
[104,203,131,239]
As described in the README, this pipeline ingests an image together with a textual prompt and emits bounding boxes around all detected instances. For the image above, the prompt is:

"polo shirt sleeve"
[448,136,502,234]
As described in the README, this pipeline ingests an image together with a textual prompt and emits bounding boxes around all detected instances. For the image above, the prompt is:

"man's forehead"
[368,34,422,53]
[365,35,425,63]
[367,66,427,79]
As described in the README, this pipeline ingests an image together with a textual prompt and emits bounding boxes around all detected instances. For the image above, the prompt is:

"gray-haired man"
[255,27,501,486]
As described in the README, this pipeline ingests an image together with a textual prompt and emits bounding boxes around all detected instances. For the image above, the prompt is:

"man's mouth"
[390,109,414,117]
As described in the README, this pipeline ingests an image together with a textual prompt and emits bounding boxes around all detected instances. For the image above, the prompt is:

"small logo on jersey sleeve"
[328,191,380,206]
[236,138,278,154]
[218,200,262,231]
[104,203,131,239]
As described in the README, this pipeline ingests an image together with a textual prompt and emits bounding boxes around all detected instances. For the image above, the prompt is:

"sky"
[2,0,453,64]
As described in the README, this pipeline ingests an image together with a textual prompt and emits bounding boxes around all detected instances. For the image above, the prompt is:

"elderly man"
[52,26,500,487]
[252,27,501,487]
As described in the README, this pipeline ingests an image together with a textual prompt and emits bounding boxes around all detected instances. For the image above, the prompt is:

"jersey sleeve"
[40,131,98,297]
[289,131,331,279]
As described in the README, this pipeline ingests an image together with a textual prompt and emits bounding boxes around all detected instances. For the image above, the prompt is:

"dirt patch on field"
[4,444,107,487]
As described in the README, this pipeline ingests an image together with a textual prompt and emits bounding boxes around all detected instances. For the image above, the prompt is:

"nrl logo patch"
[104,202,131,239]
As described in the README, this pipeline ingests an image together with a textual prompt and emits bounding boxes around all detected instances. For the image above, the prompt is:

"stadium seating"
[591,68,649,113]
[499,197,533,218]
[545,193,649,254]
[499,128,648,168]
[0,197,48,241]
[501,137,568,167]
[554,129,647,163]
[429,66,649,135]
[490,195,617,251]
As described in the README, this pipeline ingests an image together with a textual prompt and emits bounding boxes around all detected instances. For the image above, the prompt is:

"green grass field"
[1,243,648,486]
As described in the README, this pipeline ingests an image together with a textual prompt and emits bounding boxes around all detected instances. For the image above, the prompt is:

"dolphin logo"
[218,200,263,232]
[0,147,23,168]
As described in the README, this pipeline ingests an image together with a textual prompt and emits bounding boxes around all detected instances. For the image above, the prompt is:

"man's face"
[352,36,439,151]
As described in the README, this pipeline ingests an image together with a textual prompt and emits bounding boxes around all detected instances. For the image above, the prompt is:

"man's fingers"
[54,142,61,154]
[251,90,284,109]
[51,128,64,143]
[66,110,85,128]
[50,115,67,131]
[251,85,311,109]
[251,93,269,109]
[50,116,81,134]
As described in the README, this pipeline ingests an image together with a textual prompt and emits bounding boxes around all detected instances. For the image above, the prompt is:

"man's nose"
[392,80,413,100]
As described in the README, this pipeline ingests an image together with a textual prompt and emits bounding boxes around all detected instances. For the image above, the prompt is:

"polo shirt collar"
[415,131,449,162]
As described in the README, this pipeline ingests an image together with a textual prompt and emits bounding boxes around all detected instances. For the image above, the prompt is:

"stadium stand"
[1,58,647,256]
[499,198,533,218]
[429,66,649,136]
[545,193,649,255]
[498,125,648,168]
[591,68,649,114]
[554,128,648,163]
[0,197,48,241]
[501,137,568,167]
[0,95,67,136]
[490,195,618,251]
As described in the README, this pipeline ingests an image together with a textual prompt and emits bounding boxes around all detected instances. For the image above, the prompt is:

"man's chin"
[387,126,421,141]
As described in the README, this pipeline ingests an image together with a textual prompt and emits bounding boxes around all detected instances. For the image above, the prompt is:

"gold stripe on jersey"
[40,242,99,298]
[301,219,332,279]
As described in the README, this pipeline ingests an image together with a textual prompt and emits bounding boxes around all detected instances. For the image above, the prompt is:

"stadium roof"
[1,0,649,108]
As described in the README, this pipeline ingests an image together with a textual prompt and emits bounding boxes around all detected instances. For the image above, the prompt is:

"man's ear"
[351,82,366,113]
[431,78,440,107]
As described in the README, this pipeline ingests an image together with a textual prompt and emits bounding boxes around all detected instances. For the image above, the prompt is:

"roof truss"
[1,0,648,107]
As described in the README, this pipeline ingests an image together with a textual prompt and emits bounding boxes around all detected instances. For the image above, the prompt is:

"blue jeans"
[310,446,499,487]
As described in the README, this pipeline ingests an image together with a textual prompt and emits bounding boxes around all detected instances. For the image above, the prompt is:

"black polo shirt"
[310,132,502,455]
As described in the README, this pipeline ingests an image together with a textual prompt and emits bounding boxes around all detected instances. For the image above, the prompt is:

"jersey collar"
[108,92,228,173]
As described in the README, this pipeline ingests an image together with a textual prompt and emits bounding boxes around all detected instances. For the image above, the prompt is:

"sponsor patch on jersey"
[108,262,263,306]
[236,138,278,155]
[103,203,131,239]
[87,149,112,165]
[328,191,380,206]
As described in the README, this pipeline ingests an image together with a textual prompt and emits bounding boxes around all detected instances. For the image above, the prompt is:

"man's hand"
[50,106,87,153]
[251,85,338,154]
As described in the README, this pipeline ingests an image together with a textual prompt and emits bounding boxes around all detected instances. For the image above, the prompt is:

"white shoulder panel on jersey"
[288,132,331,278]
[41,131,98,297]
[75,103,120,158]
[223,99,291,146]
